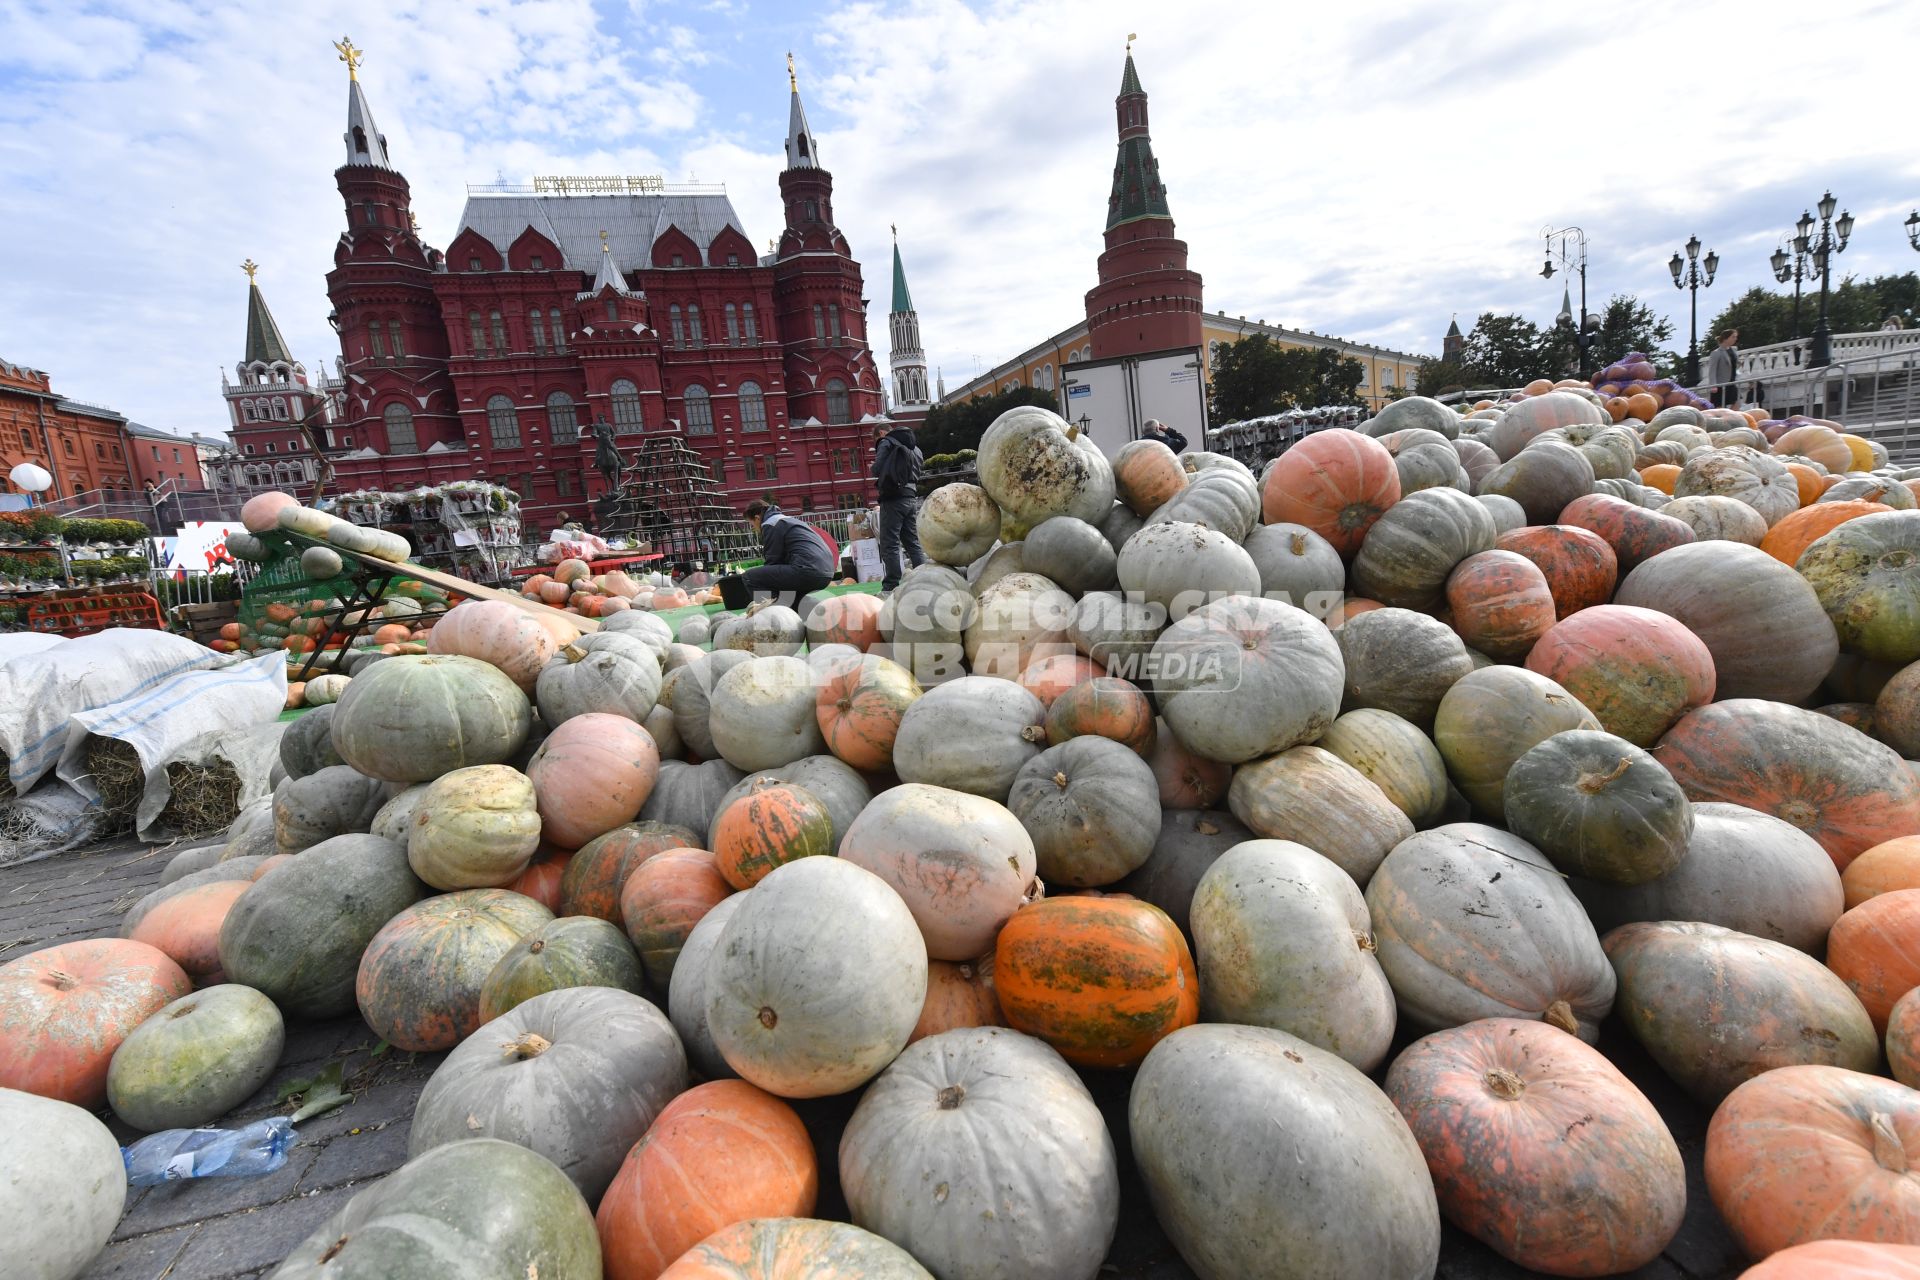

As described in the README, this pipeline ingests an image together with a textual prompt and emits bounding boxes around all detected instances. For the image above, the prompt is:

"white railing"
[1739,328,1920,375]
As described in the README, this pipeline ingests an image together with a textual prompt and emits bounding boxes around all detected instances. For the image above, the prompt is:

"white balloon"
[8,463,51,493]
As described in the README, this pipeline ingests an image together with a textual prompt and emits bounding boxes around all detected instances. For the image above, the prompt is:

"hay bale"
[83,737,144,832]
[160,758,245,838]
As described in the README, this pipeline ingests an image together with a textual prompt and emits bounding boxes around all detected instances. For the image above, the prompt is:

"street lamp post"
[1906,210,1919,252]
[1668,236,1719,386]
[1770,210,1823,345]
[1539,226,1595,379]
[1807,190,1855,368]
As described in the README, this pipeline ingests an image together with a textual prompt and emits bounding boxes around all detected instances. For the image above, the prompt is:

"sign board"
[163,522,246,575]
[849,539,884,583]
[1066,383,1092,400]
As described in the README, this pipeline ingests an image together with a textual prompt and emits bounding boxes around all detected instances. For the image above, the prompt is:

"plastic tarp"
[0,629,224,794]
[0,634,65,666]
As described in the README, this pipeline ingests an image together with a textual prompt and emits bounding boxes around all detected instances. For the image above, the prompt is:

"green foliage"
[1459,313,1548,390]
[1583,295,1677,377]
[917,386,1058,457]
[1457,294,1679,388]
[61,518,151,544]
[71,556,149,580]
[1708,272,1919,348]
[1208,336,1366,421]
[1414,359,1474,397]
[0,552,64,580]
[0,510,65,544]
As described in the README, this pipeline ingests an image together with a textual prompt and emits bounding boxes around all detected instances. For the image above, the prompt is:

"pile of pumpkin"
[14,395,1920,1279]
[519,559,699,618]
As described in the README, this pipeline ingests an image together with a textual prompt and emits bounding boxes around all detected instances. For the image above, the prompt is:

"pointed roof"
[1106,50,1170,230]
[243,272,294,365]
[339,39,391,168]
[890,233,914,315]
[784,52,818,169]
[587,230,631,296]
[1120,53,1143,96]
[1445,315,1462,339]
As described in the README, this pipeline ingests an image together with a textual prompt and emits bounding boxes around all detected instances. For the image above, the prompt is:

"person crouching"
[739,499,833,607]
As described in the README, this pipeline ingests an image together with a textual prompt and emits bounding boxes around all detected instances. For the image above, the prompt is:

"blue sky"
[1,0,1916,437]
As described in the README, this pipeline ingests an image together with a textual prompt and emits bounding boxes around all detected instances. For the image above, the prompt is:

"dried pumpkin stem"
[1483,1068,1526,1101]
[1577,757,1634,794]
[1873,1112,1908,1173]
[1543,1000,1579,1034]
[503,1032,551,1061]
[937,1084,966,1110]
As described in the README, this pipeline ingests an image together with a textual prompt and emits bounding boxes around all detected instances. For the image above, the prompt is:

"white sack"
[0,782,105,867]
[0,634,65,666]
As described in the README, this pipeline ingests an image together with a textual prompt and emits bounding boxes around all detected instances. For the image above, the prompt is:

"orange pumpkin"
[1604,396,1630,423]
[354,889,552,1053]
[504,847,573,912]
[264,602,299,625]
[1706,1064,1920,1260]
[372,623,412,646]
[1559,493,1695,573]
[815,656,921,773]
[1017,652,1105,708]
[602,570,640,598]
[808,593,883,650]
[526,712,662,851]
[711,782,833,890]
[285,681,307,709]
[0,938,192,1105]
[1625,392,1661,422]
[1114,439,1189,515]
[555,558,592,585]
[1323,596,1385,627]
[993,895,1198,1069]
[539,580,573,606]
[1638,462,1681,494]
[653,587,691,609]
[1259,428,1403,559]
[218,622,244,642]
[559,821,703,925]
[1786,463,1827,508]
[1444,550,1556,662]
[1845,838,1920,911]
[1761,500,1893,567]
[1145,721,1232,808]
[1385,1018,1684,1275]
[909,955,1006,1043]
[1741,1240,1920,1278]
[1044,676,1155,755]
[283,635,315,655]
[654,1219,913,1279]
[619,846,731,988]
[128,879,251,984]
[596,1080,819,1280]
[1493,524,1618,621]
[1828,890,1920,1032]
[1526,605,1715,747]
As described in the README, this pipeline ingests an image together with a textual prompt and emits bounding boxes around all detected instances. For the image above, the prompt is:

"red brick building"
[0,359,137,501]
[127,423,216,492]
[297,47,883,527]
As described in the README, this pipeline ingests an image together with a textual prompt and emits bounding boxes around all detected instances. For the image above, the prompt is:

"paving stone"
[167,1184,356,1279]
[112,1147,319,1238]
[79,1223,197,1280]
[300,1119,413,1191]
[289,1076,432,1145]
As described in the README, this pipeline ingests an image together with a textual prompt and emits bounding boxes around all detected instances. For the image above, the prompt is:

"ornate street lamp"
[1770,210,1823,345]
[1807,190,1854,367]
[1669,235,1718,386]
[1540,226,1595,378]
[1906,210,1919,252]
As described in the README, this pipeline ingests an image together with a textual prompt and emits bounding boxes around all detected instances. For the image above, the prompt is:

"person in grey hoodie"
[1702,329,1739,407]
[871,419,927,591]
[740,499,833,606]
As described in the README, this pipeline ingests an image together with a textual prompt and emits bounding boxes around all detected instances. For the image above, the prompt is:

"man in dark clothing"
[1141,419,1188,453]
[872,419,926,591]
[739,498,833,606]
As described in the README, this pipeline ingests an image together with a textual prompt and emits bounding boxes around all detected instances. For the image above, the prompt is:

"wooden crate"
[174,600,239,645]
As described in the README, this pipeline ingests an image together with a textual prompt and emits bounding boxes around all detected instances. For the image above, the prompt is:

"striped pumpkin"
[814,655,921,772]
[619,847,733,989]
[354,889,552,1052]
[558,820,702,926]
[710,782,834,890]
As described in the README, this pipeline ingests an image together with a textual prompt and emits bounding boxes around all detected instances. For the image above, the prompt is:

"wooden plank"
[327,544,601,633]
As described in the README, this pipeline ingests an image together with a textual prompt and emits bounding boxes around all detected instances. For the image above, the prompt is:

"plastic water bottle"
[123,1116,297,1186]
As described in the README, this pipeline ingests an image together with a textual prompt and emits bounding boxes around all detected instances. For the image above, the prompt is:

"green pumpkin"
[279,705,344,780]
[106,984,284,1131]
[218,833,427,1018]
[1797,509,1920,664]
[271,1139,601,1279]
[406,765,541,891]
[329,654,531,784]
[273,765,387,854]
[1503,730,1693,885]
[1433,666,1601,817]
[477,916,644,1021]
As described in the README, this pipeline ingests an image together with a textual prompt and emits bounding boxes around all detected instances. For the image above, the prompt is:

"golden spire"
[241,258,259,283]
[334,36,363,82]
[786,51,796,91]
[1127,32,1137,54]
[891,223,897,240]
[600,229,610,253]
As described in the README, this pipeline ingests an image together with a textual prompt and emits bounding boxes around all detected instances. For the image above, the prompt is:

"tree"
[1459,313,1545,390]
[1588,294,1677,374]
[1208,335,1365,422]
[916,384,1057,457]
[1706,287,1794,350]
[1707,272,1920,349]
[1414,359,1472,397]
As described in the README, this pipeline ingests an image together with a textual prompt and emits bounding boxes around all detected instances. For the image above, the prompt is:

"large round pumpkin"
[0,938,191,1106]
[1654,699,1920,870]
[892,675,1046,801]
[1226,745,1413,887]
[976,405,1116,530]
[1558,492,1695,573]
[1008,736,1163,887]
[662,650,752,762]
[840,1026,1119,1280]
[1433,666,1601,817]
[1334,607,1474,731]
[838,783,1038,961]
[275,1138,601,1279]
[1023,515,1119,595]
[918,484,1001,566]
[1242,522,1344,615]
[477,914,645,1020]
[0,1087,127,1280]
[814,654,920,772]
[1144,718,1232,809]
[655,1218,933,1279]
[426,599,560,693]
[596,1080,819,1280]
[1494,524,1619,620]
[705,858,927,1098]
[709,656,827,773]
[1843,837,1920,910]
[710,780,833,890]
[219,833,427,1018]
[1477,440,1596,525]
[106,982,284,1131]
[356,889,554,1052]
[1524,604,1715,747]
[1152,595,1343,764]
[1258,428,1402,558]
[1762,499,1892,566]
[803,592,883,652]
[1044,675,1155,755]
[1798,510,1920,664]
[407,764,543,890]
[127,878,250,984]
[1502,729,1692,885]
[1485,391,1607,460]
[1147,466,1260,541]
[1191,839,1395,1070]
[539,633,667,729]
[1385,1018,1684,1276]
[910,956,1007,1043]
[994,895,1197,1069]
[1444,549,1556,661]
[1706,1065,1920,1261]
[1130,1023,1440,1280]
[330,654,531,784]
[1829,889,1920,1033]
[1114,520,1260,625]
[558,820,703,926]
[620,847,731,989]
[1741,1241,1920,1278]
[526,713,661,851]
[1365,824,1616,1040]
[1351,487,1498,610]
[1606,920,1878,1105]
[411,986,684,1203]
[1113,438,1188,515]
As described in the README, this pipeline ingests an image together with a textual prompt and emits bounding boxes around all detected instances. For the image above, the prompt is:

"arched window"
[546,391,578,444]
[683,385,713,435]
[811,305,825,339]
[383,404,417,454]
[610,379,644,433]
[828,307,842,340]
[725,303,740,346]
[352,126,368,156]
[240,401,256,422]
[389,320,405,357]
[825,378,850,425]
[742,302,758,342]
[486,395,521,449]
[529,310,547,354]
[605,300,619,324]
[549,309,565,351]
[18,428,30,449]
[490,310,508,351]
[739,380,767,432]
[669,305,684,348]
[687,305,704,346]
[468,311,486,352]
[368,324,386,358]
[271,398,288,420]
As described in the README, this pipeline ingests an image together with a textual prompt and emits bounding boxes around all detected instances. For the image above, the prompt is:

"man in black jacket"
[872,419,927,590]
[740,498,833,606]
[1141,419,1188,453]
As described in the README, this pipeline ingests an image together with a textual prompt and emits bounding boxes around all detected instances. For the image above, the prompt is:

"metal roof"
[245,281,295,365]
[455,192,753,271]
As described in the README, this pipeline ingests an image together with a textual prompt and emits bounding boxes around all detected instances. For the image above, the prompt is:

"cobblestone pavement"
[2,838,1748,1280]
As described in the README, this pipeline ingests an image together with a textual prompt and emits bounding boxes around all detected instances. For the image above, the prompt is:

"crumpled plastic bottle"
[122,1116,297,1186]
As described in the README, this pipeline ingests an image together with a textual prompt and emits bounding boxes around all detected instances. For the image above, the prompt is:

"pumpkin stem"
[1543,1000,1580,1034]
[1577,757,1634,794]
[1052,771,1070,790]
[936,1084,966,1110]
[561,643,586,663]
[1873,1112,1909,1173]
[1289,532,1307,556]
[1355,932,1376,953]
[758,1005,778,1029]
[318,1236,350,1264]
[1483,1068,1527,1101]
[1021,725,1047,743]
[503,1032,552,1061]
[1065,422,1082,441]
[1195,819,1219,836]
[43,969,79,991]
